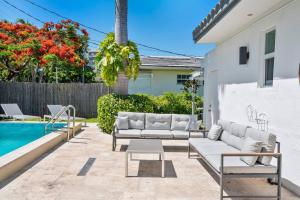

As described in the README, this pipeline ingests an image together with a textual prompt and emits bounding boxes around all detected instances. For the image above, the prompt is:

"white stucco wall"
[203,0,300,193]
[129,70,204,96]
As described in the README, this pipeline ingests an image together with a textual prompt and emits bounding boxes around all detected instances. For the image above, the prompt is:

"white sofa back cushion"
[221,123,247,149]
[146,113,172,130]
[207,125,222,140]
[171,114,190,131]
[118,112,145,130]
[245,128,276,165]
[240,137,263,166]
[116,116,128,130]
[218,120,232,132]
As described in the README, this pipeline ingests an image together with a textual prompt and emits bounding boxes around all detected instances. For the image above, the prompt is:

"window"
[263,29,276,86]
[177,74,191,84]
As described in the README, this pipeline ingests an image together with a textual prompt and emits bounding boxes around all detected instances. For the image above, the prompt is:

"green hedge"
[97,92,203,134]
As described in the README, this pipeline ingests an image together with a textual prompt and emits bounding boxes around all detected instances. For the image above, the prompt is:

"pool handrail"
[44,105,76,140]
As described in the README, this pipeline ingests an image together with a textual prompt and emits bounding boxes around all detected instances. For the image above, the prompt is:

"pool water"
[0,123,66,157]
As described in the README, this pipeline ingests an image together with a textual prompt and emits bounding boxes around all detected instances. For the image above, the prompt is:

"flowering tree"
[0,19,93,82]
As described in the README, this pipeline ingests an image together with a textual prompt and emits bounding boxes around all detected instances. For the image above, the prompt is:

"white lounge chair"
[44,105,87,126]
[0,104,41,121]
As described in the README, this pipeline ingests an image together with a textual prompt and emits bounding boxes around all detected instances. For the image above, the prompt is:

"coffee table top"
[127,139,164,153]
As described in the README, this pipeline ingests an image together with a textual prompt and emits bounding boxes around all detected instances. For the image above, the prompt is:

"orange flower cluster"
[0,20,88,68]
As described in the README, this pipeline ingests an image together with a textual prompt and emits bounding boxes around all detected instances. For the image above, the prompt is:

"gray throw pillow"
[240,137,263,166]
[207,125,222,140]
[116,116,129,130]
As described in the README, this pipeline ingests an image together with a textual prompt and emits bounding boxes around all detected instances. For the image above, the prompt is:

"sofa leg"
[112,136,116,151]
[220,175,223,200]
[188,144,191,158]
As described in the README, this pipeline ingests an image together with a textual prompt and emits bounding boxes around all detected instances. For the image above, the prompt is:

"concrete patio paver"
[0,124,299,200]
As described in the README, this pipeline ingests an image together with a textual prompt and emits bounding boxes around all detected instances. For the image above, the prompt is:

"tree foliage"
[94,32,140,86]
[0,19,94,82]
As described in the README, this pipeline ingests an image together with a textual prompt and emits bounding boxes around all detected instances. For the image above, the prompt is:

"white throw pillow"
[240,137,263,166]
[116,116,129,130]
[207,125,222,140]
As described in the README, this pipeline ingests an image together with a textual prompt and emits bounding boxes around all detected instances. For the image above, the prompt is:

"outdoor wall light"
[239,46,249,65]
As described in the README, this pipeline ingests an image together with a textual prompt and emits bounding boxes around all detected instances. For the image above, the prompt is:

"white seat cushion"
[172,130,189,138]
[205,155,276,174]
[116,129,141,137]
[189,138,226,148]
[194,143,240,156]
[141,130,173,138]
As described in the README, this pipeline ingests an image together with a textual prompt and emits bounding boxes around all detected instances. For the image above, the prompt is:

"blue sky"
[0,0,218,56]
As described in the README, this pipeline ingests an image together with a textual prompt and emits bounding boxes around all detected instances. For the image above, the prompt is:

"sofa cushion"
[116,116,128,130]
[141,130,173,138]
[171,114,190,131]
[186,117,200,131]
[116,129,141,137]
[207,125,222,140]
[230,123,248,138]
[172,130,189,139]
[205,155,276,174]
[240,137,263,166]
[220,123,248,150]
[118,112,145,129]
[189,138,227,149]
[245,128,277,165]
[220,130,241,149]
[218,120,232,132]
[145,113,172,130]
[192,141,240,156]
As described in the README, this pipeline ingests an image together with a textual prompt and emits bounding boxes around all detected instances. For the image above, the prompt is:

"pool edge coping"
[0,123,82,182]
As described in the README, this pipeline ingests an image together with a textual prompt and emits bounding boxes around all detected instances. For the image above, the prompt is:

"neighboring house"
[88,52,204,96]
[129,56,203,96]
[193,0,300,195]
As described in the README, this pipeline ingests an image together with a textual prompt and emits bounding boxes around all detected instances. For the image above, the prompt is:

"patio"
[0,124,298,200]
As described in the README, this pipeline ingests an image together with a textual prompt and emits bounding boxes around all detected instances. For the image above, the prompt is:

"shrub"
[97,93,155,133]
[97,92,203,134]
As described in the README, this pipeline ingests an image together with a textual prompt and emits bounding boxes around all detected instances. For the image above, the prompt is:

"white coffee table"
[125,139,165,177]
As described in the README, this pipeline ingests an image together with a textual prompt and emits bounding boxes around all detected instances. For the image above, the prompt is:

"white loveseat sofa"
[112,112,200,151]
[188,120,282,200]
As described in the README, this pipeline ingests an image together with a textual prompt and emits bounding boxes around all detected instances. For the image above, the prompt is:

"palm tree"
[114,0,129,94]
[115,0,128,45]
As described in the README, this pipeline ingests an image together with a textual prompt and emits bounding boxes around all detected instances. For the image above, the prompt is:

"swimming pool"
[0,123,66,156]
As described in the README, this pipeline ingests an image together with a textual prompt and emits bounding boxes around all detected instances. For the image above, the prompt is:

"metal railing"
[44,105,76,141]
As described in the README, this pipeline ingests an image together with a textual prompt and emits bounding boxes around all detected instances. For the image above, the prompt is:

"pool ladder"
[44,105,76,141]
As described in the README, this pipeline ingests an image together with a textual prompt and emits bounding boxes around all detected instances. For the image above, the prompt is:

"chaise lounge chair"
[44,105,86,126]
[0,104,41,121]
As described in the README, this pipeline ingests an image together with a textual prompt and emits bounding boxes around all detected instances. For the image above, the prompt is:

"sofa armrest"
[112,121,118,136]
[221,152,281,157]
[220,152,282,174]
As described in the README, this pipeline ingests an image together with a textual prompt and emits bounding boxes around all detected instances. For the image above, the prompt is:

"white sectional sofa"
[112,112,201,151]
[188,120,282,200]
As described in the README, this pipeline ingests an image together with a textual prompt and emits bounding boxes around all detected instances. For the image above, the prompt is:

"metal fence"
[0,82,116,118]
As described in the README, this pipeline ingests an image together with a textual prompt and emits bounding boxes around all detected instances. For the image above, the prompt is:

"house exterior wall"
[128,69,202,96]
[203,0,300,192]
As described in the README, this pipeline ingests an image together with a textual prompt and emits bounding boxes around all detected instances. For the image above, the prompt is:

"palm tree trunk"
[115,0,128,45]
